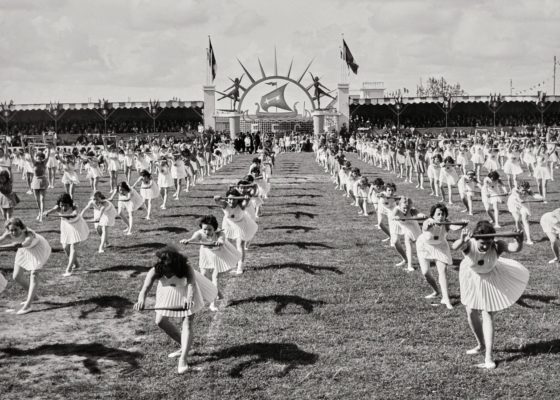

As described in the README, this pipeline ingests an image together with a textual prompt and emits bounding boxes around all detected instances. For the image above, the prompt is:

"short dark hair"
[199,215,218,230]
[56,193,74,208]
[153,246,192,280]
[429,203,448,218]
[473,220,495,235]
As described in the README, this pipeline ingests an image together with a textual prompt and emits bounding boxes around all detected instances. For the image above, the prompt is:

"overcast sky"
[1,0,559,104]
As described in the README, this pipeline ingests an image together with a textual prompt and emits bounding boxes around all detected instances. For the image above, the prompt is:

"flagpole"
[205,47,210,86]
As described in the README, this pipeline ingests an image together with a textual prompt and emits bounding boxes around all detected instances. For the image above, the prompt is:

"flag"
[208,37,217,81]
[342,39,359,74]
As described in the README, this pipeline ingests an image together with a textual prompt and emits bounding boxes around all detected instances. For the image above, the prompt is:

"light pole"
[144,99,163,135]
[488,93,503,128]
[391,92,406,133]
[46,102,65,135]
[535,92,549,125]
[441,94,454,130]
[0,101,16,135]
[94,99,114,135]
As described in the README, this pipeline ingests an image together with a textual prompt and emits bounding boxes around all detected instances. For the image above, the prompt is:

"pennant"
[342,39,359,74]
[208,38,217,81]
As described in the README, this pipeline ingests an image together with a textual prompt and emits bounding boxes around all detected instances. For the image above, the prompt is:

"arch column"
[203,85,216,130]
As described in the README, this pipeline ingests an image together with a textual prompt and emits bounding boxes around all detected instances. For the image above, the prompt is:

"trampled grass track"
[0,152,559,399]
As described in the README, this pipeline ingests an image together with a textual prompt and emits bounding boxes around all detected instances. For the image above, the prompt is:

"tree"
[416,77,467,97]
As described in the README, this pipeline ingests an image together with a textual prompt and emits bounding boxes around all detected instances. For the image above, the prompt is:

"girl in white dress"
[43,193,89,276]
[439,156,459,205]
[391,197,424,271]
[452,221,528,369]
[214,189,258,275]
[534,145,551,202]
[105,146,120,193]
[133,170,160,220]
[46,144,58,189]
[481,171,508,228]
[84,151,102,194]
[539,208,560,264]
[109,182,144,235]
[507,181,538,245]
[59,154,80,199]
[81,191,117,253]
[170,153,187,200]
[416,203,464,309]
[156,157,174,210]
[134,246,217,374]
[0,170,19,221]
[0,218,51,314]
[427,153,442,198]
[180,215,241,311]
[503,142,523,190]
[457,170,481,216]
[470,139,485,181]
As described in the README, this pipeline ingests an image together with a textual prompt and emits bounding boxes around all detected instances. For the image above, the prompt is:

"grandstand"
[2,94,560,141]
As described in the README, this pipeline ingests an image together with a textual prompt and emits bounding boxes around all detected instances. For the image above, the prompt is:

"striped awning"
[349,95,560,106]
[10,100,204,111]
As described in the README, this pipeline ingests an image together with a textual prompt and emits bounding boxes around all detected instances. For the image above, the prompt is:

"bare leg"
[156,314,182,343]
[393,240,407,266]
[479,311,496,368]
[178,316,194,373]
[465,307,484,354]
[436,261,452,309]
[419,258,439,298]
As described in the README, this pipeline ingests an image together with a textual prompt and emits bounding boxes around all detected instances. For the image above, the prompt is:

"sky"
[1,0,560,105]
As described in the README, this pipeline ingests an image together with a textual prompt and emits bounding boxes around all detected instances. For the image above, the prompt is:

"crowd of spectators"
[3,119,200,137]
[350,112,560,131]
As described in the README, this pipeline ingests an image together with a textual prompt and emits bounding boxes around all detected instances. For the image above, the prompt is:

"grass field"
[1,151,560,399]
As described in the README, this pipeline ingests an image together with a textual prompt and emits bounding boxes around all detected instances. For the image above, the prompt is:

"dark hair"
[519,181,531,191]
[444,156,455,164]
[384,182,396,191]
[351,167,361,175]
[56,193,74,208]
[119,182,131,193]
[432,154,443,162]
[429,203,448,218]
[473,220,495,236]
[140,169,151,179]
[373,178,385,187]
[5,217,27,231]
[93,191,106,200]
[252,157,261,164]
[199,215,219,230]
[487,171,500,181]
[153,246,192,280]
[242,175,255,183]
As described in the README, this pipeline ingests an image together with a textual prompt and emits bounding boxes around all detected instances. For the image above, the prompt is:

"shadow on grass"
[516,294,558,308]
[196,342,318,378]
[264,225,318,233]
[265,211,316,219]
[160,213,203,219]
[254,263,343,275]
[35,230,60,235]
[269,194,323,198]
[501,339,560,363]
[112,242,167,252]
[33,295,133,319]
[228,295,326,314]
[139,226,189,234]
[253,241,333,250]
[88,264,150,278]
[0,342,142,374]
[280,202,317,207]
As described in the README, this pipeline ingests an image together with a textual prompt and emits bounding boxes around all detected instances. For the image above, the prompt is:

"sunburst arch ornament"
[220,48,331,115]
